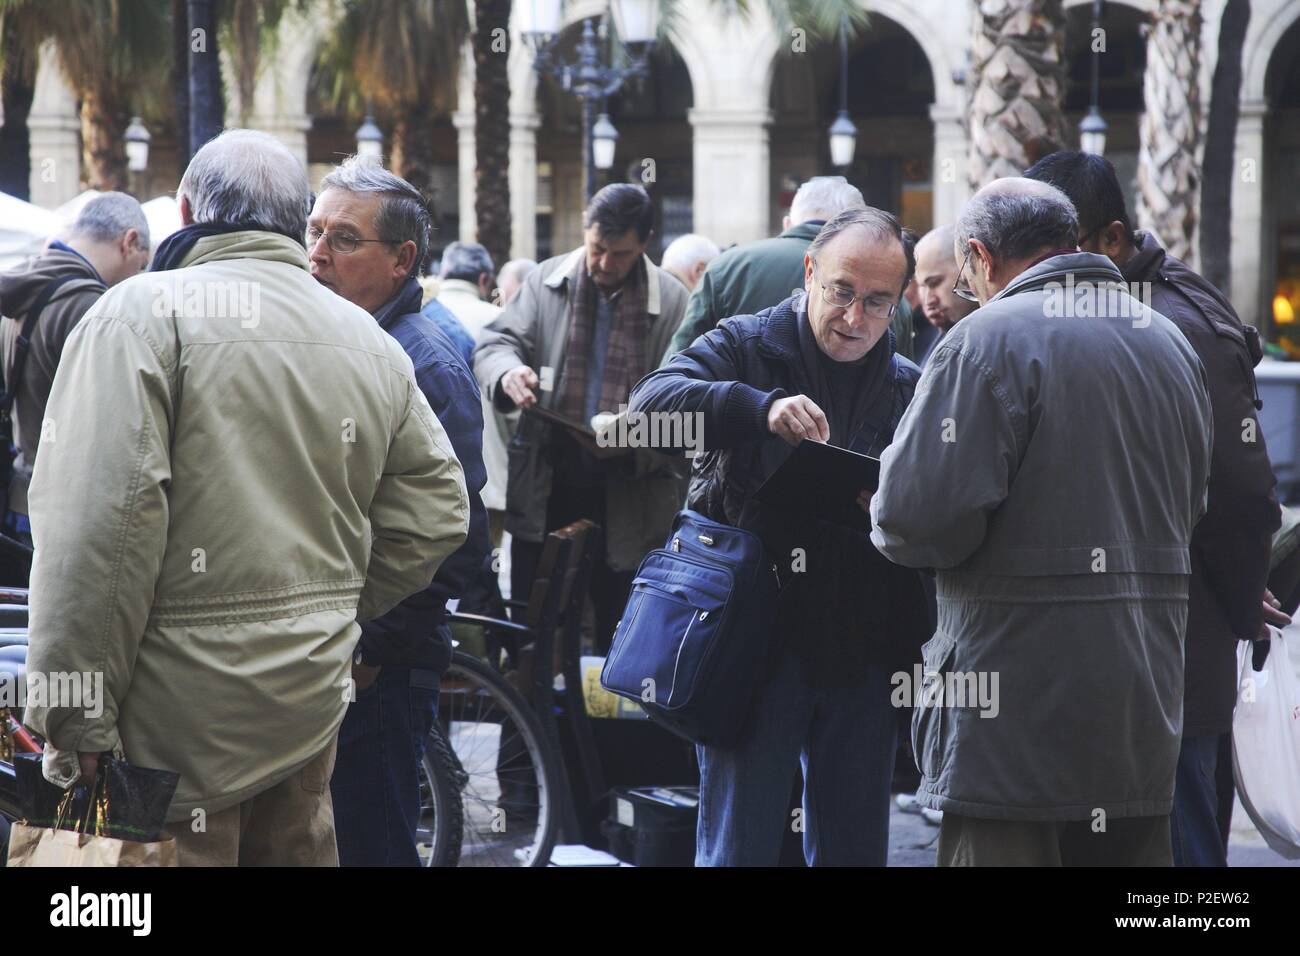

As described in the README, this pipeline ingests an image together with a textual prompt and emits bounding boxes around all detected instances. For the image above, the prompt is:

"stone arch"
[1243,0,1300,104]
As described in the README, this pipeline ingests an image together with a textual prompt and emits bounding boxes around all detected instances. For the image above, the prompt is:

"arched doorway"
[534,20,693,262]
[1263,18,1300,333]
[768,14,935,236]
[1063,1,1147,217]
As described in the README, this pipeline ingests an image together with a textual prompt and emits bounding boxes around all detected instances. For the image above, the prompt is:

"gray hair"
[661,233,720,275]
[178,129,311,240]
[319,155,431,276]
[807,206,916,294]
[71,192,150,249]
[789,176,866,225]
[499,258,538,285]
[955,186,1078,264]
[439,241,494,282]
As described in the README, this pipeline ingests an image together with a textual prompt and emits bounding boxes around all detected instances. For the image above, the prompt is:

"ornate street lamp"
[828,15,857,169]
[355,115,384,162]
[125,116,152,173]
[528,0,658,200]
[1079,0,1108,155]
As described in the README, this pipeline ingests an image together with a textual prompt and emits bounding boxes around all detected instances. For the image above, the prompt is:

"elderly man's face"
[308,187,414,315]
[803,228,908,362]
[584,226,646,293]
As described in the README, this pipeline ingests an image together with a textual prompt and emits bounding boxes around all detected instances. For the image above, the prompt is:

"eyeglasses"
[811,263,898,319]
[952,245,979,303]
[305,226,396,255]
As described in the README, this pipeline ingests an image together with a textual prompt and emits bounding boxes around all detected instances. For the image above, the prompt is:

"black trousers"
[509,480,634,655]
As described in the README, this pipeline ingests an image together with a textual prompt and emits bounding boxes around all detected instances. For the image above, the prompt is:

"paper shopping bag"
[6,822,178,866]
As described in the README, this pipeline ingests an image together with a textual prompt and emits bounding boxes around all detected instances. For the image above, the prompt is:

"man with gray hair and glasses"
[23,130,469,866]
[666,176,914,360]
[0,192,150,562]
[631,206,932,865]
[309,156,490,866]
[870,177,1214,866]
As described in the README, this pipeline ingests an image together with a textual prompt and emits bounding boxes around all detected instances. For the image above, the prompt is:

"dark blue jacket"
[421,297,476,368]
[361,278,491,670]
[631,294,932,682]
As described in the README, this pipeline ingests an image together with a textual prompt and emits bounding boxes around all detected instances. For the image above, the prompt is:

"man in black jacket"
[1027,152,1284,867]
[310,157,490,866]
[631,207,931,866]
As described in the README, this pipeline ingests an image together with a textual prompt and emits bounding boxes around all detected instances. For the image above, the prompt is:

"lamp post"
[828,15,857,169]
[355,115,384,162]
[125,116,151,197]
[1079,0,1108,155]
[524,0,658,201]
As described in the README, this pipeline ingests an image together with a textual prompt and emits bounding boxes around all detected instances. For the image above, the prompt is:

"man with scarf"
[306,156,490,866]
[474,183,688,648]
[630,207,931,866]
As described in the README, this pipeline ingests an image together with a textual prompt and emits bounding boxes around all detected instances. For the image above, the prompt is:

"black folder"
[753,439,881,532]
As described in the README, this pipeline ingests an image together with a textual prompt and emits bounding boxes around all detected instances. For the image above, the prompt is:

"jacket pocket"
[911,629,956,782]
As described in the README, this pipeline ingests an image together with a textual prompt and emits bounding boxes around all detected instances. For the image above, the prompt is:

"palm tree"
[314,0,466,201]
[967,0,1068,189]
[1199,0,1249,292]
[0,0,170,192]
[1136,0,1203,265]
[473,0,511,273]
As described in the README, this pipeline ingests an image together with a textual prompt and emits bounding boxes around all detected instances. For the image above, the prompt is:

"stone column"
[930,105,971,230]
[454,110,477,242]
[27,42,82,208]
[688,107,771,248]
[509,112,540,260]
[1229,99,1267,324]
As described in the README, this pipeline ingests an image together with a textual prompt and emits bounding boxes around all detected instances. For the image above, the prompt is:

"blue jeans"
[695,646,898,866]
[331,662,441,867]
[1171,733,1228,867]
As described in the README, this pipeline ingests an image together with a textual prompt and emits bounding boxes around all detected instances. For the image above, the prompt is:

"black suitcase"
[602,786,698,867]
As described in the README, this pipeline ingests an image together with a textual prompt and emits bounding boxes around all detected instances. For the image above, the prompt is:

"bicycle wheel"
[416,720,465,867]
[437,650,563,867]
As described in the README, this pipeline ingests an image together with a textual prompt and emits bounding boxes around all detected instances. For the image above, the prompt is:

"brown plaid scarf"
[555,257,650,424]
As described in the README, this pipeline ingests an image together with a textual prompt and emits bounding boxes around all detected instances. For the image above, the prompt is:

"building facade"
[19,0,1300,331]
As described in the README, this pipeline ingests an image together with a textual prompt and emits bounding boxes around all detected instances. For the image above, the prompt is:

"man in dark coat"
[309,157,490,866]
[631,207,930,866]
[666,177,915,362]
[1026,152,1284,867]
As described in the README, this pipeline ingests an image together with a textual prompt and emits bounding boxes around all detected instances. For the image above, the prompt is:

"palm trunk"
[80,89,128,192]
[968,0,1067,190]
[0,31,34,200]
[1137,0,1203,264]
[1199,0,1249,292]
[390,112,436,207]
[474,0,512,270]
[188,0,224,156]
[173,0,192,161]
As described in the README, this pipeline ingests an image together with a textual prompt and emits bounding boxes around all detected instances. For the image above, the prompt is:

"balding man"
[911,225,978,365]
[870,177,1214,866]
[660,233,720,293]
[666,176,915,361]
[0,192,150,558]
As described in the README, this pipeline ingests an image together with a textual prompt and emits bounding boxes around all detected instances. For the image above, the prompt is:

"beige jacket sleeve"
[24,312,175,755]
[357,373,470,622]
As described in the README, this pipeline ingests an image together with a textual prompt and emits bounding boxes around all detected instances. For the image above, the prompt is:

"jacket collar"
[373,277,426,330]
[990,251,1124,303]
[178,230,311,272]
[779,220,824,242]
[1121,230,1166,282]
[438,278,482,300]
[544,247,663,315]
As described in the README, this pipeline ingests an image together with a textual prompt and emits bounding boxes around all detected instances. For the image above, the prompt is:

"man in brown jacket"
[1026,152,1283,866]
[0,192,150,552]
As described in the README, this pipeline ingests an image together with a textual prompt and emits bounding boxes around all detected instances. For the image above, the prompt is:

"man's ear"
[1098,221,1128,260]
[179,194,195,226]
[394,240,418,278]
[803,251,815,292]
[970,239,994,281]
[121,228,141,257]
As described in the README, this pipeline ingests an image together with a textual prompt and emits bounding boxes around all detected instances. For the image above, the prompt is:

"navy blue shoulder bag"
[600,509,780,748]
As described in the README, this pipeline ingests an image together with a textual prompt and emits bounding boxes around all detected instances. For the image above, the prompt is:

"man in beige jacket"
[22,130,469,866]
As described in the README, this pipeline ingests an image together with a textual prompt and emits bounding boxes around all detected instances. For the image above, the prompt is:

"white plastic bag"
[1232,628,1300,859]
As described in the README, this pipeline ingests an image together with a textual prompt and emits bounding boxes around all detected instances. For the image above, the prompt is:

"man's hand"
[856,489,874,514]
[1258,587,1291,640]
[500,365,539,408]
[352,661,382,692]
[77,751,100,788]
[767,395,829,446]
